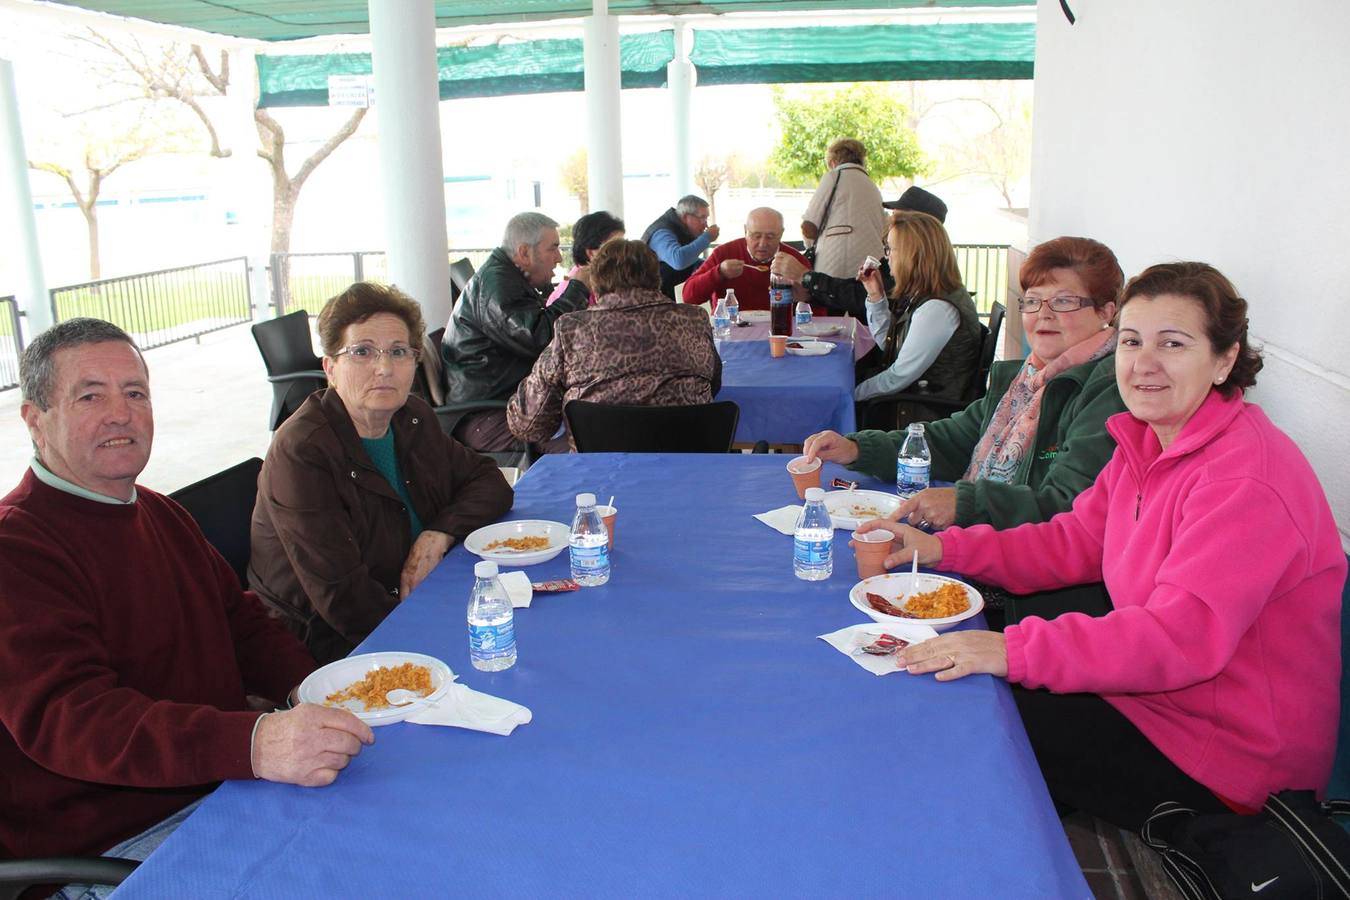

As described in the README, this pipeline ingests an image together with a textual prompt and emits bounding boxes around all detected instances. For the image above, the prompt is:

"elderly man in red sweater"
[680,207,817,312]
[0,318,373,883]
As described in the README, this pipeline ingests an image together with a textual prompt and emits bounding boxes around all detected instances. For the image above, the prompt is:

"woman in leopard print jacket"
[507,239,722,450]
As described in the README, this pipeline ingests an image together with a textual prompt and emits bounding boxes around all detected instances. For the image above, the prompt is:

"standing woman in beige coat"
[800,139,889,281]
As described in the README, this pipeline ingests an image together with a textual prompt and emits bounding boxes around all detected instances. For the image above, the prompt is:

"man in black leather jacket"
[441,211,588,451]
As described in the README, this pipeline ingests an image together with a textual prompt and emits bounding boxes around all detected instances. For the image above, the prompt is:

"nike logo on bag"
[1251,876,1279,892]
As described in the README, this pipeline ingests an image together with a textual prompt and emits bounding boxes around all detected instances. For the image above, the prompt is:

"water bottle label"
[793,537,831,566]
[897,461,931,494]
[795,310,811,324]
[469,620,514,654]
[570,544,610,571]
[713,315,730,329]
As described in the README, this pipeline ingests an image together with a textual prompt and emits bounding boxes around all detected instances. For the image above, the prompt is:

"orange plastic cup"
[769,334,787,358]
[852,529,894,579]
[597,505,617,549]
[786,456,822,499]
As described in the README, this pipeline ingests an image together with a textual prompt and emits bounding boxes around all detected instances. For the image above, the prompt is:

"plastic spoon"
[897,549,920,610]
[386,689,432,707]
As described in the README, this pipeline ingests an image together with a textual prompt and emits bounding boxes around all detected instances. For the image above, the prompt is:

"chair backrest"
[968,301,1005,402]
[450,258,475,303]
[169,458,263,588]
[416,326,447,406]
[564,400,740,453]
[252,310,322,377]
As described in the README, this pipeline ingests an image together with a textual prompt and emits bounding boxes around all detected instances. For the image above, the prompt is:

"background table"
[717,319,861,445]
[117,454,1088,898]
[721,314,876,361]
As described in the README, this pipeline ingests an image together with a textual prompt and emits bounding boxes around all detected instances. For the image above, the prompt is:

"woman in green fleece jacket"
[805,236,1126,532]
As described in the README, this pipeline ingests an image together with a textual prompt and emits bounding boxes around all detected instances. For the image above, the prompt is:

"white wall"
[1028,0,1350,549]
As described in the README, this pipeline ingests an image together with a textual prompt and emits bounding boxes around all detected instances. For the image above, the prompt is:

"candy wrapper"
[830,477,858,491]
[531,579,580,593]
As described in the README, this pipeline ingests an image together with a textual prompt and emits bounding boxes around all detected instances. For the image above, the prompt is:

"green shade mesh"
[257,22,1032,107]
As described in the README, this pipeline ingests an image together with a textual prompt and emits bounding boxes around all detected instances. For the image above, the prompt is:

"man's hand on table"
[719,259,745,280]
[852,519,943,568]
[896,631,1008,682]
[770,252,808,284]
[400,530,454,599]
[802,430,860,466]
[252,704,375,786]
[892,487,958,531]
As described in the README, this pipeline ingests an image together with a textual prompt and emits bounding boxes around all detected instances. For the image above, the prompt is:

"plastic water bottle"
[793,487,833,581]
[724,288,739,325]
[896,423,931,500]
[467,560,516,672]
[570,492,611,586]
[795,299,812,327]
[711,296,731,339]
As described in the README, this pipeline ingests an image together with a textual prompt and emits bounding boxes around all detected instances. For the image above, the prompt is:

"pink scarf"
[964,328,1116,484]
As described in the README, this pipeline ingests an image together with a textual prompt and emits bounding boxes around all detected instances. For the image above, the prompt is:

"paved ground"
[0,324,276,494]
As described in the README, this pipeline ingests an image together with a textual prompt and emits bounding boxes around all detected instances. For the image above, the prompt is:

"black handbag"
[804,169,843,266]
[1142,790,1350,900]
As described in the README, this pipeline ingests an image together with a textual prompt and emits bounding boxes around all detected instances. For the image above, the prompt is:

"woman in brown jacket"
[507,239,721,449]
[249,283,513,664]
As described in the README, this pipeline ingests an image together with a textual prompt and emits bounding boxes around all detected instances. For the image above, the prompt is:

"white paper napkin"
[754,505,803,535]
[499,570,533,608]
[818,622,939,676]
[405,682,533,735]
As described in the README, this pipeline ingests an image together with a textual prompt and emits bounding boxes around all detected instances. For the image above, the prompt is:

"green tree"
[769,84,926,187]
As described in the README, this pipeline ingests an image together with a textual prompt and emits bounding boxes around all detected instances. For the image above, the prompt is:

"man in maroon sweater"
[0,319,374,869]
[680,206,817,312]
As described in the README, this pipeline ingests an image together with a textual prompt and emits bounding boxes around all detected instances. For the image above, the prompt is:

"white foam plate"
[797,321,843,337]
[298,651,455,726]
[849,572,985,632]
[785,340,834,356]
[463,520,569,566]
[823,489,901,529]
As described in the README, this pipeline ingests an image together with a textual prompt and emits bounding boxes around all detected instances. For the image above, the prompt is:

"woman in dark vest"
[853,210,982,413]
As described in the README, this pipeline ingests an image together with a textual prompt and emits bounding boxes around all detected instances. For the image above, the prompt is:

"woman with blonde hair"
[853,210,982,408]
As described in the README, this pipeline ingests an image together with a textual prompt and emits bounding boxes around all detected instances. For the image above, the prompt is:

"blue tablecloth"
[717,337,857,445]
[116,454,1088,898]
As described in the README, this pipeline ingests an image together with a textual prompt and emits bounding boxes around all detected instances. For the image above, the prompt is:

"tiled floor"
[1064,812,1182,900]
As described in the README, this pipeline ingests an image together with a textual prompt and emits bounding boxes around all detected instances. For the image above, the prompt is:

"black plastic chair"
[564,400,740,453]
[859,301,1005,430]
[169,458,263,588]
[421,327,533,470]
[0,856,139,900]
[450,257,475,304]
[252,310,326,431]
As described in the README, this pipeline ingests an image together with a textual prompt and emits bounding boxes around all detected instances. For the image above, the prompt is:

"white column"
[667,22,694,197]
[369,0,452,328]
[583,0,624,216]
[225,47,272,320]
[0,58,51,336]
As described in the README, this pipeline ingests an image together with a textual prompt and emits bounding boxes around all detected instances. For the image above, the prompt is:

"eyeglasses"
[1019,294,1095,313]
[334,343,421,365]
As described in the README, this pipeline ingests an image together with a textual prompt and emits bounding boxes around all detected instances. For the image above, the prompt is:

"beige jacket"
[803,163,888,280]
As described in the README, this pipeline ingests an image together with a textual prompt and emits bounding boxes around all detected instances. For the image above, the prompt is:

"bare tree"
[693,155,732,222]
[88,31,369,308]
[28,101,196,280]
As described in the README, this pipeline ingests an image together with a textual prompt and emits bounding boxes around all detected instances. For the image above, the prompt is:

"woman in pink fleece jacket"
[859,262,1345,829]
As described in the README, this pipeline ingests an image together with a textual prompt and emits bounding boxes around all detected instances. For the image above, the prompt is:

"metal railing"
[953,243,1010,319]
[49,257,253,351]
[0,296,21,392]
[271,250,496,315]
